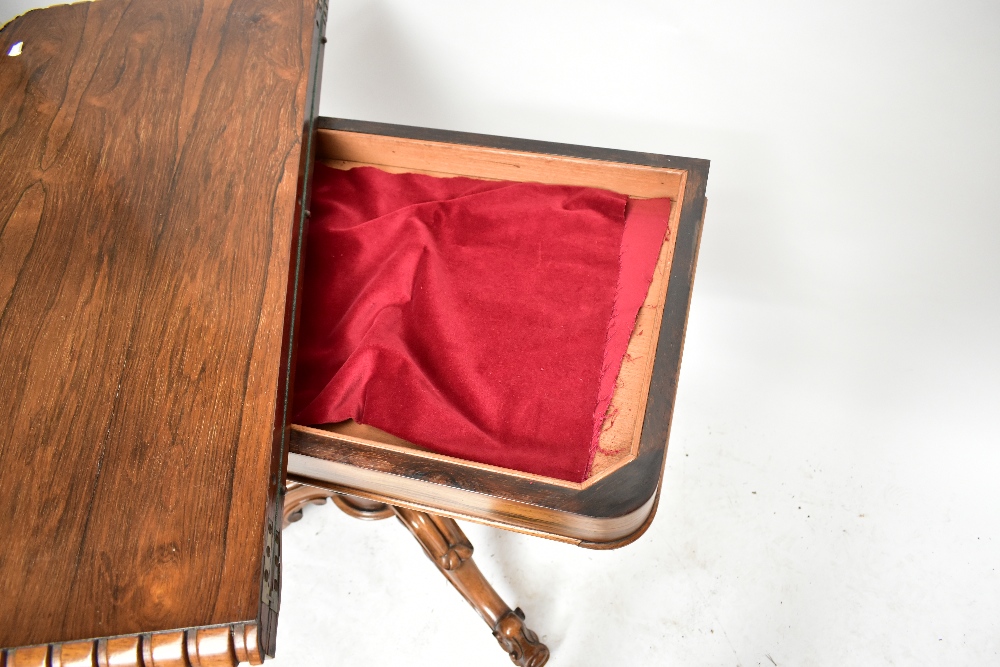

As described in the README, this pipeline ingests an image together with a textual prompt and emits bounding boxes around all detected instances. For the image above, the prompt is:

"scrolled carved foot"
[493,608,550,667]
[394,507,473,570]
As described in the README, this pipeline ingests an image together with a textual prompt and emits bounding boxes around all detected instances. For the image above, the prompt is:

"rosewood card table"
[0,1,708,665]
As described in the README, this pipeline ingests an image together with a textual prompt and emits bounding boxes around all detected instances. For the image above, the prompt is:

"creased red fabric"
[293,164,669,482]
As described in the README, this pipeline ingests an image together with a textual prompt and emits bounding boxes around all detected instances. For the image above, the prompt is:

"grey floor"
[3,1,998,665]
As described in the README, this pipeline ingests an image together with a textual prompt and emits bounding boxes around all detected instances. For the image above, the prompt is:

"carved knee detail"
[493,608,550,667]
[431,514,474,570]
[439,542,473,570]
[394,507,474,571]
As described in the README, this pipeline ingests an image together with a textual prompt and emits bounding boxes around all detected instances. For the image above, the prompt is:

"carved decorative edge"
[1,623,263,667]
[394,507,475,572]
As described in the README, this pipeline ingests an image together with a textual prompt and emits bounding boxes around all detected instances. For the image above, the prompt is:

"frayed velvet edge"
[586,198,672,478]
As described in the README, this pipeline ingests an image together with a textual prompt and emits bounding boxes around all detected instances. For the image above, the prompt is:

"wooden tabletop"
[0,0,325,661]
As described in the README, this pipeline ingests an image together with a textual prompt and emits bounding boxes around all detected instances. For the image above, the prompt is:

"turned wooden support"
[393,507,550,667]
[282,483,549,666]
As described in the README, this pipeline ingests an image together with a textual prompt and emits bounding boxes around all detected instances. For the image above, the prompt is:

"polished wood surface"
[0,623,263,667]
[289,119,709,547]
[0,0,326,654]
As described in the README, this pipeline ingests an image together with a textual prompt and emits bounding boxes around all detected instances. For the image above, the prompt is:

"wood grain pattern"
[286,449,657,544]
[0,0,324,652]
[289,119,709,547]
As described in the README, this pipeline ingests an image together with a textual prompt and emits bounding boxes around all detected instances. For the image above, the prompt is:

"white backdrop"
[3,1,998,665]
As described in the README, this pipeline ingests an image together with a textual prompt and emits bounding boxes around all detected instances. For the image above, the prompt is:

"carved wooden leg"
[329,493,395,521]
[283,483,394,528]
[282,484,549,665]
[394,506,550,667]
[283,482,338,528]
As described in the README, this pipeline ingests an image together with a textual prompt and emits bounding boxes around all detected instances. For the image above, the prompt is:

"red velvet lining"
[293,164,669,482]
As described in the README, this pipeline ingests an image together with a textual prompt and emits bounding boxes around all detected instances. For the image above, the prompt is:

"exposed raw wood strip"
[315,130,684,199]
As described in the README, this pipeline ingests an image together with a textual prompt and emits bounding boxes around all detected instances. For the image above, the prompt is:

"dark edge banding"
[257,0,329,658]
[315,117,710,173]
